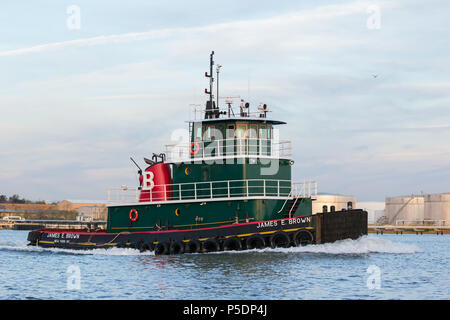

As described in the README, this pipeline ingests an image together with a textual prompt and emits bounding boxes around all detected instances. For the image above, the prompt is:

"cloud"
[1,0,449,201]
[0,0,393,58]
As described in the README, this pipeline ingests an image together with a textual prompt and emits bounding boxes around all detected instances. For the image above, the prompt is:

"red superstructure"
[139,162,172,202]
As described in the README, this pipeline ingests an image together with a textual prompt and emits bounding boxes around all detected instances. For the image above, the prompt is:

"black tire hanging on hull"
[245,235,266,250]
[202,238,220,253]
[170,240,185,254]
[270,231,290,248]
[185,239,202,253]
[223,237,242,251]
[293,230,314,246]
[154,242,170,255]
[139,242,152,252]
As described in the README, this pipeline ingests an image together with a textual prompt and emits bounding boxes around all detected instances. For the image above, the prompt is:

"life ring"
[190,142,200,155]
[129,209,139,222]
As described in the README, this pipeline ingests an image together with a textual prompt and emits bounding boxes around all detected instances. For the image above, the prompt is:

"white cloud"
[0,0,394,58]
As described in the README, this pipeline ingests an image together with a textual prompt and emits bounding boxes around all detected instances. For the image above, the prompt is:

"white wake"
[252,235,421,254]
[0,238,154,256]
[0,235,420,256]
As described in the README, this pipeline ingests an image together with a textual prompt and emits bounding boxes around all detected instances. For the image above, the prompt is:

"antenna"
[130,157,142,175]
[219,96,240,117]
[248,67,251,102]
[216,64,222,111]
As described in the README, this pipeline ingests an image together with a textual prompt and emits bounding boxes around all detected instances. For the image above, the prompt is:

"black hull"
[27,210,367,254]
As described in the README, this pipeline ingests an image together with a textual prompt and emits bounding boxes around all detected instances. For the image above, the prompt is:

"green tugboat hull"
[27,210,367,254]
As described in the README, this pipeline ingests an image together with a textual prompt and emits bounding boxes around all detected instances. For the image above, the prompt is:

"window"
[249,125,258,139]
[267,125,272,139]
[204,125,215,141]
[195,126,202,141]
[226,124,235,139]
[259,125,266,139]
[236,124,248,139]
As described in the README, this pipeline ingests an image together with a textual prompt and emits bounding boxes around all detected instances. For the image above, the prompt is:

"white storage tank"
[358,202,385,225]
[385,195,424,225]
[424,193,450,225]
[312,194,356,215]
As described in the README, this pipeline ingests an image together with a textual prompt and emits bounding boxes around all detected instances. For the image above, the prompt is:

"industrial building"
[312,194,356,214]
[358,202,385,225]
[312,192,449,226]
[76,205,107,221]
[385,193,449,225]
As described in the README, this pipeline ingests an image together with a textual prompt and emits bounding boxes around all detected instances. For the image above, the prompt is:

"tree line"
[0,194,47,204]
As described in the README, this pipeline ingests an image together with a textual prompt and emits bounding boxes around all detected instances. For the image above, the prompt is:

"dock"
[369,225,449,235]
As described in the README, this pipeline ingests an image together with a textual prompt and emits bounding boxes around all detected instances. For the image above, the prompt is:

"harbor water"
[0,230,448,300]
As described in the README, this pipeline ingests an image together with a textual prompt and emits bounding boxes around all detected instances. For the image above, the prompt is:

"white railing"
[292,180,318,199]
[165,138,292,162]
[107,179,317,205]
[190,105,270,121]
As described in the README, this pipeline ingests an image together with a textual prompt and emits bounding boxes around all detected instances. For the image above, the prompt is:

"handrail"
[277,189,293,214]
[165,138,292,162]
[190,105,270,121]
[288,196,300,218]
[107,179,317,205]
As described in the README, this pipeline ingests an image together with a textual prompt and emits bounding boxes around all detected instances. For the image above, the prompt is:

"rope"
[95,232,125,247]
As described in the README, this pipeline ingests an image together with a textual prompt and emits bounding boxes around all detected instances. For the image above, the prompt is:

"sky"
[0,0,449,202]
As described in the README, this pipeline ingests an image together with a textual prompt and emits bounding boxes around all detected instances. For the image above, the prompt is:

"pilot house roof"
[186,117,287,125]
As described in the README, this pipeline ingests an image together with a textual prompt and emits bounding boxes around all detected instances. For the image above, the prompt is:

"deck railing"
[190,105,270,121]
[107,179,317,205]
[165,138,292,162]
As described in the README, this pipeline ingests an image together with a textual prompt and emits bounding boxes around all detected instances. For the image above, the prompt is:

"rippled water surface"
[0,231,448,299]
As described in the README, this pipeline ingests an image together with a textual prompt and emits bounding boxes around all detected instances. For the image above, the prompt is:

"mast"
[209,51,214,109]
[204,51,215,119]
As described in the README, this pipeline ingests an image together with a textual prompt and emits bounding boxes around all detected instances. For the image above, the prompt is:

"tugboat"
[27,52,367,254]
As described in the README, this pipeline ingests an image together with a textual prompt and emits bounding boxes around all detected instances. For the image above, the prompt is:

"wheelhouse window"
[195,126,203,141]
[259,125,267,139]
[226,124,235,139]
[204,125,215,141]
[249,125,258,139]
[267,125,272,139]
[236,124,248,139]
